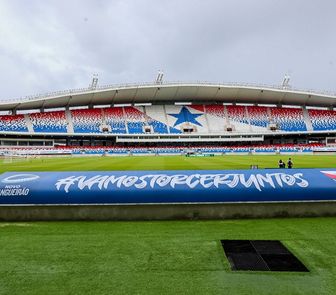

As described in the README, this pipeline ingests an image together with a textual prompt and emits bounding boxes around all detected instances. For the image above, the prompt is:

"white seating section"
[227,105,250,132]
[205,105,226,132]
[145,105,169,133]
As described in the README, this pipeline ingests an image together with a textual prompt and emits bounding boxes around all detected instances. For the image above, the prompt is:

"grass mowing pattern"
[1,154,335,172]
[0,218,336,294]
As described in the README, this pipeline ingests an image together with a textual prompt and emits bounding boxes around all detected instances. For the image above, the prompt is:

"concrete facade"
[1,201,336,221]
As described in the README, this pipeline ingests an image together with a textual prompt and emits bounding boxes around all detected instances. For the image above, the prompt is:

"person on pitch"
[278,159,285,168]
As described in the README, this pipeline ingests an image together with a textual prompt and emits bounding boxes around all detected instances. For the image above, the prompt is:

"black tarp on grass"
[221,240,309,272]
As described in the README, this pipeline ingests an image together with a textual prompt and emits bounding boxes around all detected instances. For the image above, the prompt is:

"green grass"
[0,218,336,295]
[1,154,335,173]
[1,154,336,294]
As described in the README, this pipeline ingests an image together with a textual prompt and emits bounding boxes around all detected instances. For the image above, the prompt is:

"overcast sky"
[0,0,335,101]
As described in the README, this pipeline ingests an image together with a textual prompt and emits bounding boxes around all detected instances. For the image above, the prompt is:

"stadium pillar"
[11,109,16,115]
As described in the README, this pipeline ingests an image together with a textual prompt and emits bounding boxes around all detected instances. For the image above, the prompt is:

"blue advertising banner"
[0,169,335,205]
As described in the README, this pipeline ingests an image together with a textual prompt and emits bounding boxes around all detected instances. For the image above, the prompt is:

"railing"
[1,81,336,104]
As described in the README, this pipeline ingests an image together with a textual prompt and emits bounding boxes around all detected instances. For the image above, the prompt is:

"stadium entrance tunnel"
[221,240,309,272]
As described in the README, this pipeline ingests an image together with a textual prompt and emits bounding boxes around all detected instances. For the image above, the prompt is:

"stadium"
[1,81,336,294]
[0,81,336,155]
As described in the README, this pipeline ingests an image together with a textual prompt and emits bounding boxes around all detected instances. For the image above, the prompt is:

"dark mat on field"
[221,240,309,272]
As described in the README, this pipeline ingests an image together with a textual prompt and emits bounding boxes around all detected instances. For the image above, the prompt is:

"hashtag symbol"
[55,176,80,193]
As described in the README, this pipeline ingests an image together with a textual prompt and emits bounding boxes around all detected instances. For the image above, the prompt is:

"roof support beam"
[1,84,336,111]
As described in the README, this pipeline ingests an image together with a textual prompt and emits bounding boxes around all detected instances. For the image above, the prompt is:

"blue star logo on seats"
[169,106,203,127]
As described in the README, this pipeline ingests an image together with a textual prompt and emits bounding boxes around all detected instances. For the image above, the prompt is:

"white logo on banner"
[55,173,309,193]
[0,174,38,196]
[1,174,40,184]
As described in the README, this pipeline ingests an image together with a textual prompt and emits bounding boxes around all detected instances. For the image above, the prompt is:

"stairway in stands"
[303,108,313,131]
[65,110,74,133]
[24,114,34,133]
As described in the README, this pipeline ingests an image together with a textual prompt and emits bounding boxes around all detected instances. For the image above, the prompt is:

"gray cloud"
[0,0,335,101]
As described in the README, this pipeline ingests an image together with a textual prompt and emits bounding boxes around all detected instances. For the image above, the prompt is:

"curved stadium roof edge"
[0,82,336,111]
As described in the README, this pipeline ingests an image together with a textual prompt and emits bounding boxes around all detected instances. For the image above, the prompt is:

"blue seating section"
[148,120,168,133]
[124,107,146,134]
[248,106,269,128]
[270,108,307,131]
[104,108,127,134]
[71,109,102,133]
[127,122,144,134]
[309,109,336,131]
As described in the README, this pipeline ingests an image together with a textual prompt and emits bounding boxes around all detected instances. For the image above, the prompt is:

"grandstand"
[2,104,336,135]
[0,82,335,154]
[29,111,68,133]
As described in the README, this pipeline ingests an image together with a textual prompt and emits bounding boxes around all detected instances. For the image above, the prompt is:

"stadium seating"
[123,107,147,134]
[309,109,336,131]
[0,143,325,156]
[226,105,250,131]
[227,106,248,124]
[270,107,307,131]
[104,107,127,134]
[145,105,169,134]
[71,109,103,133]
[1,105,336,135]
[204,105,226,132]
[278,146,298,153]
[29,111,67,133]
[247,106,269,128]
[0,114,28,132]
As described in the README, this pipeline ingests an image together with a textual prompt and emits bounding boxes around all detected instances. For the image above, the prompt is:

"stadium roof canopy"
[0,82,336,111]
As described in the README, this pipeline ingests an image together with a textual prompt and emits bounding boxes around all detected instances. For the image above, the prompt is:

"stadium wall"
[2,202,336,221]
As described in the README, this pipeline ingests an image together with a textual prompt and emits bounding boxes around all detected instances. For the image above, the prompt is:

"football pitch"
[1,154,335,172]
[1,218,336,295]
[1,154,336,294]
